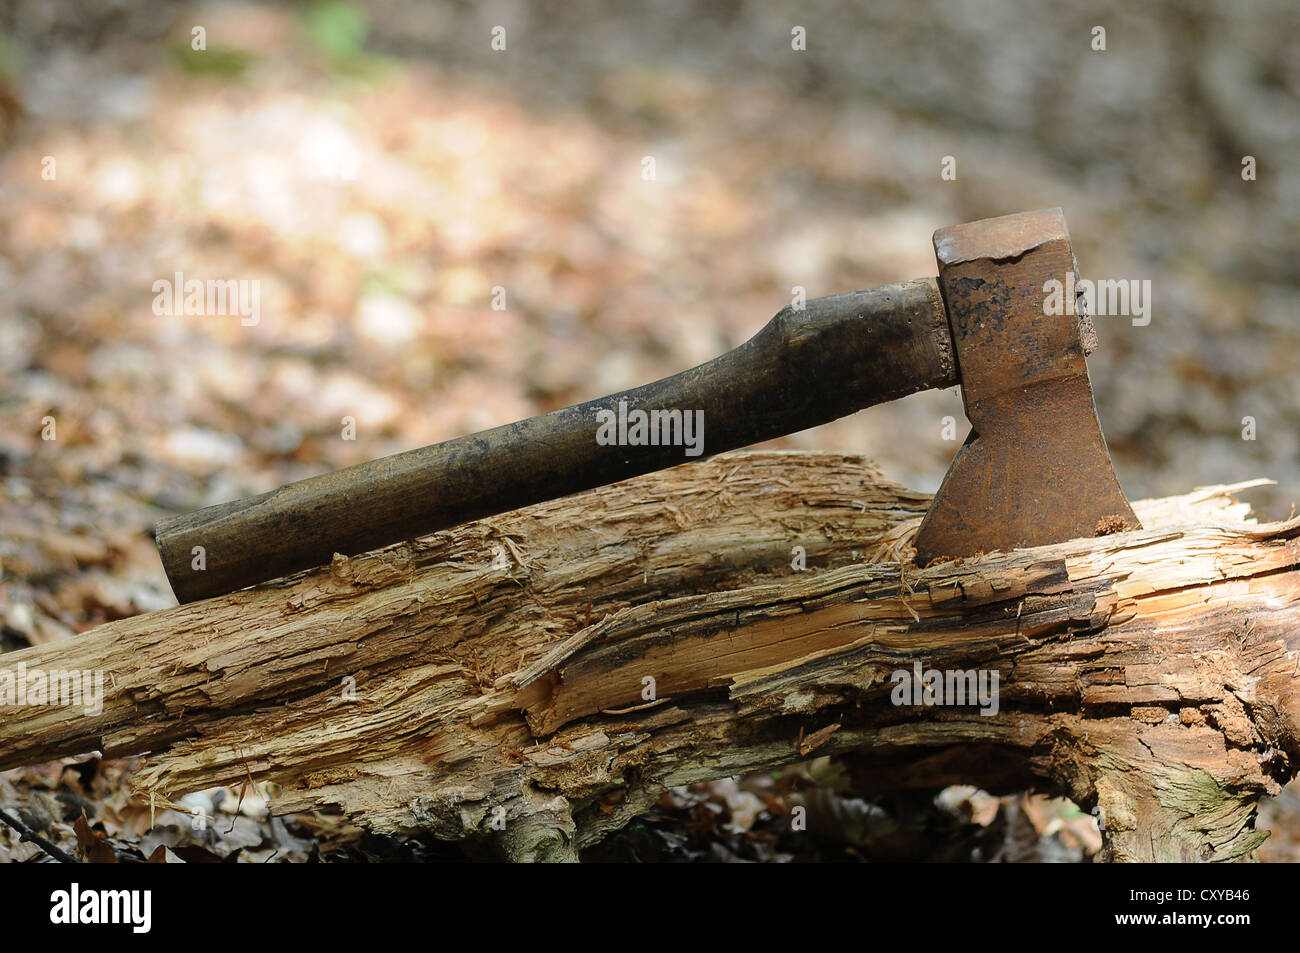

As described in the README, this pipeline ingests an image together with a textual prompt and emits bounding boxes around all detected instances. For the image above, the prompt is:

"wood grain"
[3,453,1296,862]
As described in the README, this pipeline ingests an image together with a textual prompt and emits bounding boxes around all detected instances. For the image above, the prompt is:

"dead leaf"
[74,813,117,863]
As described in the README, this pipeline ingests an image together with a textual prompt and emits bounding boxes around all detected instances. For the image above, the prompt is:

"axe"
[156,207,1138,604]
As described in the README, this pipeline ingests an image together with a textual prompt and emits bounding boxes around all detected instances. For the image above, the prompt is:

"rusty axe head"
[913,207,1139,563]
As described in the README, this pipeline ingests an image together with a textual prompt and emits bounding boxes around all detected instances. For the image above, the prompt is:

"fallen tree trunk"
[1,451,1297,862]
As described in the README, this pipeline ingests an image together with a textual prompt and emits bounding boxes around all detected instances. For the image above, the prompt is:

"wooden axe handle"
[156,277,954,603]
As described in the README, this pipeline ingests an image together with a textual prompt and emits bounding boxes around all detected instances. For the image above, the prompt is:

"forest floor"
[1,0,1297,861]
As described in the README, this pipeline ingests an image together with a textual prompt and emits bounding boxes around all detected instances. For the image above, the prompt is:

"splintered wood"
[0,453,1296,862]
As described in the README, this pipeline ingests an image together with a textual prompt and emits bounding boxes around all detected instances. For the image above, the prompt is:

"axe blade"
[913,208,1139,562]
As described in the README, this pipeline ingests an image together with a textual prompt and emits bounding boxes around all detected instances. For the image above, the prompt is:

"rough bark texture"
[1,451,1297,862]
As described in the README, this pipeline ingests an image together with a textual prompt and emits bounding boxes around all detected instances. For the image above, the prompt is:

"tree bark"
[1,451,1296,862]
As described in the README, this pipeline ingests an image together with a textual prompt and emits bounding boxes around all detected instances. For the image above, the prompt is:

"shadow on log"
[1,452,1297,862]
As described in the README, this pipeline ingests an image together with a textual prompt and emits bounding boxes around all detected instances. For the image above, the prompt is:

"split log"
[1,451,1297,862]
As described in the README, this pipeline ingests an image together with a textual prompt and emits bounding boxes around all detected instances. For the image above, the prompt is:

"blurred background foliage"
[0,0,1296,861]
